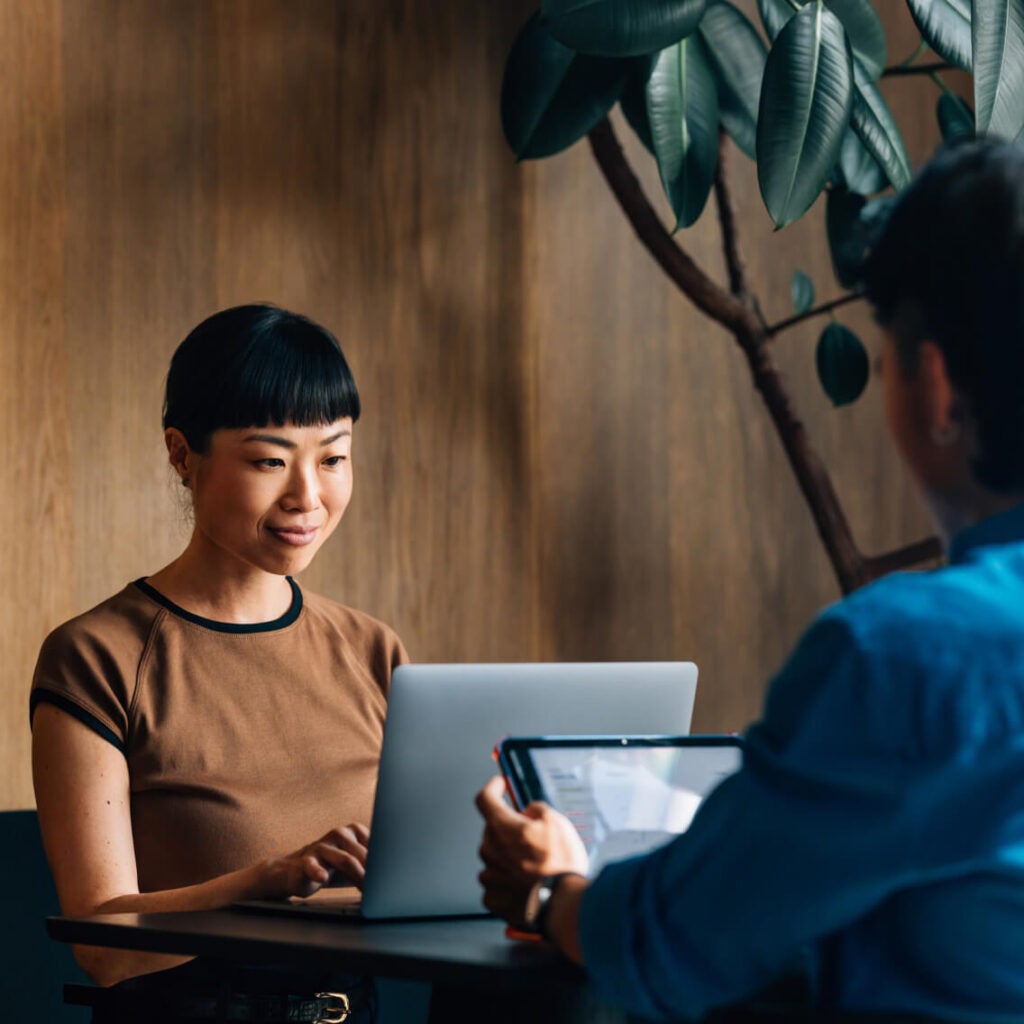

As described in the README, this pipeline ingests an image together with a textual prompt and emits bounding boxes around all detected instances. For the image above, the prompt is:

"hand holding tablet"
[495,735,743,876]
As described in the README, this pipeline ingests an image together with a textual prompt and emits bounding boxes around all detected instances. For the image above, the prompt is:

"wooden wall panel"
[2,0,945,808]
[0,2,73,809]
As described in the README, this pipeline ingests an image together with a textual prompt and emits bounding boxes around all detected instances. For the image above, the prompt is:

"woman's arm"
[32,704,368,987]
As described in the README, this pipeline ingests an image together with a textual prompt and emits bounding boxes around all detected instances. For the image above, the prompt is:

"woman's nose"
[281,467,319,511]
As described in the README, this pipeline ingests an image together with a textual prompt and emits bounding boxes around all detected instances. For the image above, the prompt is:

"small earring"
[182,476,190,488]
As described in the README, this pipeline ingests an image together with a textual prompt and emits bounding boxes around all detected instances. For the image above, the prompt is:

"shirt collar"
[949,501,1024,564]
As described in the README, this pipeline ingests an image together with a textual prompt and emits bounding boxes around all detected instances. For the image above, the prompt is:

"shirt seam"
[129,605,170,745]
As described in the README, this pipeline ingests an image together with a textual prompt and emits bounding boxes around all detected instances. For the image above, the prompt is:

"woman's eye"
[323,455,348,467]
[255,458,285,469]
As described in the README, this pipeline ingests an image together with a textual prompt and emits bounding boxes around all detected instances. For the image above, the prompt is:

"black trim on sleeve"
[30,690,125,754]
[131,577,303,634]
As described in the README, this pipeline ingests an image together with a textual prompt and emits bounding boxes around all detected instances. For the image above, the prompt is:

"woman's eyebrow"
[241,429,350,448]
[242,433,297,449]
[320,429,350,445]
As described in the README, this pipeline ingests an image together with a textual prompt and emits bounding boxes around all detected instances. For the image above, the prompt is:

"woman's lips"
[268,526,320,547]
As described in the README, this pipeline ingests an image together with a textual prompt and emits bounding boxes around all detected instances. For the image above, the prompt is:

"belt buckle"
[315,991,351,1023]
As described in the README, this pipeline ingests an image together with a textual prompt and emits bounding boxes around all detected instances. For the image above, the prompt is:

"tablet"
[497,735,743,876]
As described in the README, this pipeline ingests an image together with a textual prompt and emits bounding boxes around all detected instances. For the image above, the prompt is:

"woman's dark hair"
[862,138,1024,493]
[163,304,360,453]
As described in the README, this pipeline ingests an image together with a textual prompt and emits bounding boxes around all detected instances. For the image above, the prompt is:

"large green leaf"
[817,322,869,406]
[757,2,853,228]
[937,90,975,141]
[905,0,972,71]
[758,0,796,40]
[849,61,912,190]
[647,35,720,228]
[973,0,1024,139]
[758,0,885,77]
[834,127,887,194]
[619,57,656,153]
[699,1,767,159]
[501,13,628,159]
[826,0,886,77]
[542,0,708,57]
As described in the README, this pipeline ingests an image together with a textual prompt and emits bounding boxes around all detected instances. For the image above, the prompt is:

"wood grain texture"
[2,0,944,808]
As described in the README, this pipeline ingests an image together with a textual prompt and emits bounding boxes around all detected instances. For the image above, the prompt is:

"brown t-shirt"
[30,578,408,893]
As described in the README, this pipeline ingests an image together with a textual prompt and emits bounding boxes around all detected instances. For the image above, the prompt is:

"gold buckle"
[315,991,351,1023]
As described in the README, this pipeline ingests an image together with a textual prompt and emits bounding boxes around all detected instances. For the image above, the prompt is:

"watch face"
[523,880,545,932]
[523,876,556,932]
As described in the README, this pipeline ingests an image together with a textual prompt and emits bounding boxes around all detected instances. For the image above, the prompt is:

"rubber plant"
[501,0,1024,593]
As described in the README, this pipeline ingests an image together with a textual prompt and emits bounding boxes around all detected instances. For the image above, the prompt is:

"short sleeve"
[30,615,142,752]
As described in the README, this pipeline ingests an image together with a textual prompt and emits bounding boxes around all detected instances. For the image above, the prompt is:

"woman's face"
[181,419,354,578]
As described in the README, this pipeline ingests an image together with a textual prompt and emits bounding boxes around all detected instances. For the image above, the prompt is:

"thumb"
[523,801,553,821]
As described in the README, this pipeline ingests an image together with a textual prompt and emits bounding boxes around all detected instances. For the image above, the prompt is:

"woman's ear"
[164,428,193,487]
[917,341,965,448]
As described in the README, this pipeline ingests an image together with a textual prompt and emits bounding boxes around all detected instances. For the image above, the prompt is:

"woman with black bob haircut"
[31,304,406,1022]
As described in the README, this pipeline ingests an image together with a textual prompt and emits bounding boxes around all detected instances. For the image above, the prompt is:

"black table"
[47,910,628,1023]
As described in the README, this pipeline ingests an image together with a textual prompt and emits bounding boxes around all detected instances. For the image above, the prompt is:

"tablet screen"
[511,738,742,876]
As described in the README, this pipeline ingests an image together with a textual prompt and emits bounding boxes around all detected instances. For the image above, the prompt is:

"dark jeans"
[79,958,376,1024]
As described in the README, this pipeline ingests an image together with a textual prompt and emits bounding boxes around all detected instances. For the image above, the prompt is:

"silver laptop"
[236,661,697,920]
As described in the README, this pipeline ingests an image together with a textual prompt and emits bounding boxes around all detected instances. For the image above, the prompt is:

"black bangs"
[163,305,360,452]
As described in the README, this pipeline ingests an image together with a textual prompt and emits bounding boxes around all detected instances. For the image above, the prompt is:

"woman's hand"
[256,824,371,899]
[475,775,588,926]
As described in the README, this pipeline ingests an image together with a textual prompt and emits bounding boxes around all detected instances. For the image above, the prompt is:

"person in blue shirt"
[476,139,1024,1023]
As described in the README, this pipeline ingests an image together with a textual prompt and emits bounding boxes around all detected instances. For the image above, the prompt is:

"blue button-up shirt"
[580,504,1024,1022]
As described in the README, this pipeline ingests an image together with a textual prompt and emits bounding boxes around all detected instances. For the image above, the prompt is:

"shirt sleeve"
[577,608,928,1021]
[30,620,135,751]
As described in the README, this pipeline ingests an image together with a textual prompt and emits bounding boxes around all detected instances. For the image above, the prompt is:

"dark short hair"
[163,304,360,453]
[862,138,1024,493]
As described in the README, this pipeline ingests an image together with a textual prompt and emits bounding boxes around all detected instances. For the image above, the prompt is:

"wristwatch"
[522,872,576,938]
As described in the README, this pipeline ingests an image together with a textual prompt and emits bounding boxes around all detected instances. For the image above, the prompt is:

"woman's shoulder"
[299,588,409,664]
[32,582,168,746]
[39,581,166,660]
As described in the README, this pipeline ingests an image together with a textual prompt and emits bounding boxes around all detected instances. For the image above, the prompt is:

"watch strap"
[526,871,577,939]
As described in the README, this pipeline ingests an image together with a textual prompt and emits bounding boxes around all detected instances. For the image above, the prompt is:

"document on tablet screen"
[529,743,741,875]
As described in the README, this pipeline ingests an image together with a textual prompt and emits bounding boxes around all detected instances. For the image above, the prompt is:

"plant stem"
[882,61,953,77]
[767,292,864,337]
[588,118,872,593]
[585,120,748,334]
[896,39,929,68]
[864,536,944,580]
[586,119,945,592]
[713,132,758,313]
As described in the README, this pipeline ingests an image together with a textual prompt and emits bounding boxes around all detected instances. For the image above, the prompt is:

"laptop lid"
[360,661,697,919]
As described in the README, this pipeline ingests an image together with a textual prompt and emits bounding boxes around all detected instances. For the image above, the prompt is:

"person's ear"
[917,341,964,448]
[165,428,194,487]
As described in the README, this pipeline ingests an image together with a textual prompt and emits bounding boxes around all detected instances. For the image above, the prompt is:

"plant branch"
[864,536,944,580]
[882,61,953,77]
[586,119,751,335]
[586,117,873,593]
[713,132,760,318]
[767,292,864,337]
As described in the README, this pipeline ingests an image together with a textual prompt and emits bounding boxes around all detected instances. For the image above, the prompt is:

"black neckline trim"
[132,577,303,634]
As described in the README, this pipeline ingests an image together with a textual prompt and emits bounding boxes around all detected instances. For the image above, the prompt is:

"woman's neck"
[146,541,295,624]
